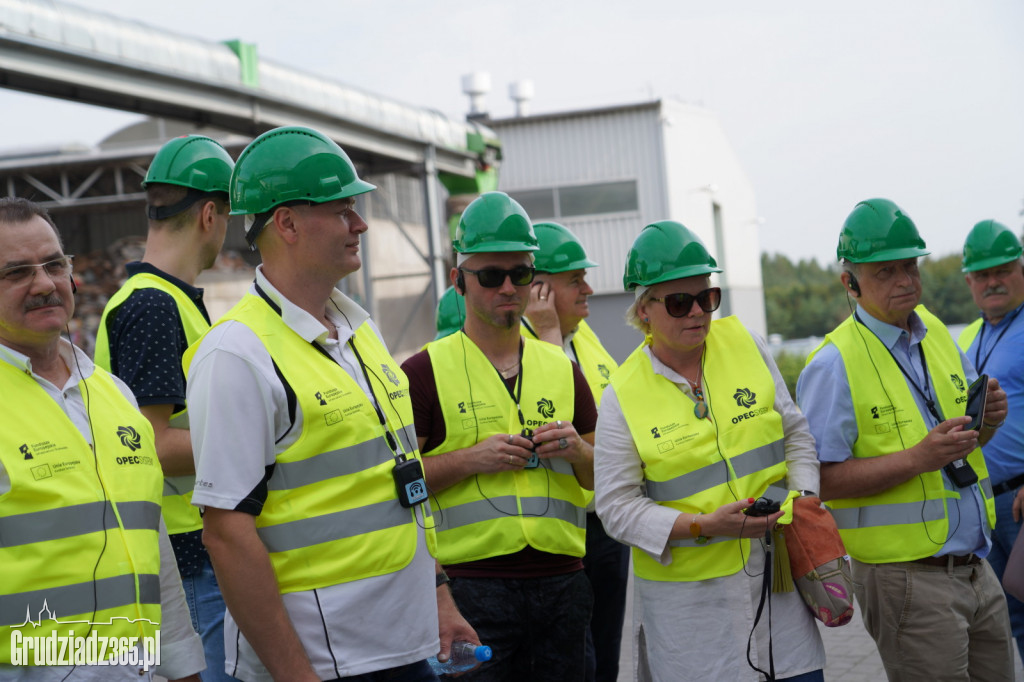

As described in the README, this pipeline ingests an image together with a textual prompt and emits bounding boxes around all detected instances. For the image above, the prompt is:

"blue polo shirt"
[962,301,1024,488]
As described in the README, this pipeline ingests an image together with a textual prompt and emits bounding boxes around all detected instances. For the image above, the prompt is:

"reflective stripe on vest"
[1,574,161,627]
[0,364,162,660]
[95,271,210,536]
[612,317,789,582]
[0,500,160,547]
[808,305,997,563]
[186,293,430,593]
[425,332,586,564]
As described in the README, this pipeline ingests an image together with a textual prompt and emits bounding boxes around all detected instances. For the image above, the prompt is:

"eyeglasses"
[459,265,536,288]
[649,287,722,317]
[0,256,74,283]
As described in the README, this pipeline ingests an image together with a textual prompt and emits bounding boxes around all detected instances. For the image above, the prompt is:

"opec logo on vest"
[8,600,160,670]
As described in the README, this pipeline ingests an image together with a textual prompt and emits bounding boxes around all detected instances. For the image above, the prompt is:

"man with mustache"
[401,192,597,681]
[94,135,235,681]
[521,222,625,682]
[797,198,1014,680]
[958,220,1024,662]
[0,197,203,680]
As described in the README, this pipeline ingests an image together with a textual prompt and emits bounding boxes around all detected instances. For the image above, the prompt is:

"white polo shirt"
[188,267,437,681]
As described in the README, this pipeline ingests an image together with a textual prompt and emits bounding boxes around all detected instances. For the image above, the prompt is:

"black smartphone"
[964,373,988,432]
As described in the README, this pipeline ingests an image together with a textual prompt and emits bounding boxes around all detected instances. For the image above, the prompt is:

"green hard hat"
[837,198,930,263]
[434,286,466,340]
[533,222,598,273]
[623,220,721,290]
[230,126,375,217]
[962,220,1023,273]
[143,135,234,193]
[453,192,538,254]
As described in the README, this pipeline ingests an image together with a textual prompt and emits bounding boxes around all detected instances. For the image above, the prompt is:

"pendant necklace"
[689,377,708,419]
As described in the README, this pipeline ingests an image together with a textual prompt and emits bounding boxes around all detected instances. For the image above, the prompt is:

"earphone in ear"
[847,273,860,296]
[455,270,465,294]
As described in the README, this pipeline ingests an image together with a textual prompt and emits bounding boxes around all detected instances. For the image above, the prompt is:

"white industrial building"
[488,99,766,359]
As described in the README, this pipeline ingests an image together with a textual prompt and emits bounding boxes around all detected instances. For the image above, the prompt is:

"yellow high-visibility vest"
[95,271,208,536]
[0,363,162,662]
[612,316,789,581]
[808,306,996,563]
[425,332,586,564]
[185,293,434,593]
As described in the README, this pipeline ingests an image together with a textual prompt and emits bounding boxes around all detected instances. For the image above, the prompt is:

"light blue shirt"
[963,301,1024,488]
[797,305,991,557]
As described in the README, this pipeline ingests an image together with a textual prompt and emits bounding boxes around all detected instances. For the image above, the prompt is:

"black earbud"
[847,273,860,296]
[70,275,77,294]
[455,270,465,294]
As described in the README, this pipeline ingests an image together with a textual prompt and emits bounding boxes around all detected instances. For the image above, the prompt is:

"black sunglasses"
[649,287,722,317]
[459,265,536,288]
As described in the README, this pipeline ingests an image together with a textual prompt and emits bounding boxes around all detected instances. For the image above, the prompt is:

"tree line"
[762,252,979,341]
[762,252,981,397]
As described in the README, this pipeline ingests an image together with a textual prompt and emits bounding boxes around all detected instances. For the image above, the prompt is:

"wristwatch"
[435,571,451,588]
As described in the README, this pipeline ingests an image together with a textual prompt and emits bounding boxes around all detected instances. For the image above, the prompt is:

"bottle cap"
[475,645,493,662]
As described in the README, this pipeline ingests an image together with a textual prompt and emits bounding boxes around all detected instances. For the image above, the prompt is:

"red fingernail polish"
[748,498,755,503]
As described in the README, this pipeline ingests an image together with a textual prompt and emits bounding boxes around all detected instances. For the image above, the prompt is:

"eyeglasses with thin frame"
[0,256,75,284]
[649,287,722,317]
[459,265,536,288]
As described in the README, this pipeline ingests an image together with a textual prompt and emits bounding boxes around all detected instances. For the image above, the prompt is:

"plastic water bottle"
[427,641,492,674]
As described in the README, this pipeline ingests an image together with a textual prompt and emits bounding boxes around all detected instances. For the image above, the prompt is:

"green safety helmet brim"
[533,222,598,273]
[143,135,234,193]
[434,287,466,340]
[229,126,375,217]
[837,198,930,263]
[962,220,1023,273]
[623,221,721,290]
[453,192,539,254]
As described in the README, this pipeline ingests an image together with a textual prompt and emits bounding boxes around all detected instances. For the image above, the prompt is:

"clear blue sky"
[1,0,1021,264]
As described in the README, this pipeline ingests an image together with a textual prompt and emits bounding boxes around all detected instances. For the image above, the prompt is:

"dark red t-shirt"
[401,340,597,578]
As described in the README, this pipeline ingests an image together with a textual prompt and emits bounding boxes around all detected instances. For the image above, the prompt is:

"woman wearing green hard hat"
[593,221,825,681]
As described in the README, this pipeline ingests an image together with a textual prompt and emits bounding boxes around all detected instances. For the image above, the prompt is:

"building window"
[510,188,556,220]
[508,180,638,220]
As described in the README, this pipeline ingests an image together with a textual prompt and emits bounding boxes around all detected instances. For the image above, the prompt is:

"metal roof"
[0,0,496,175]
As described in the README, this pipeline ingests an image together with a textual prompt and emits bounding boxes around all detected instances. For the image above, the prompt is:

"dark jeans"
[326,660,438,682]
[450,570,593,682]
[582,512,630,682]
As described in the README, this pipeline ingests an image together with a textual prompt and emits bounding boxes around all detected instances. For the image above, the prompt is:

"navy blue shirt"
[106,262,210,411]
[105,261,211,575]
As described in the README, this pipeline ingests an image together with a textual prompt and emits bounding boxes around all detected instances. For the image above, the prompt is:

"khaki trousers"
[852,557,1014,681]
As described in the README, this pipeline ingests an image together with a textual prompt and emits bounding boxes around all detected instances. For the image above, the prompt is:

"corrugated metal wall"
[491,104,668,294]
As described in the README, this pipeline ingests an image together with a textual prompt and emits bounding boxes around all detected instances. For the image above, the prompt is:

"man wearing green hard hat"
[184,126,477,681]
[522,221,625,682]
[798,198,1014,679]
[94,134,235,681]
[958,220,1024,662]
[402,191,597,680]
[433,286,466,341]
